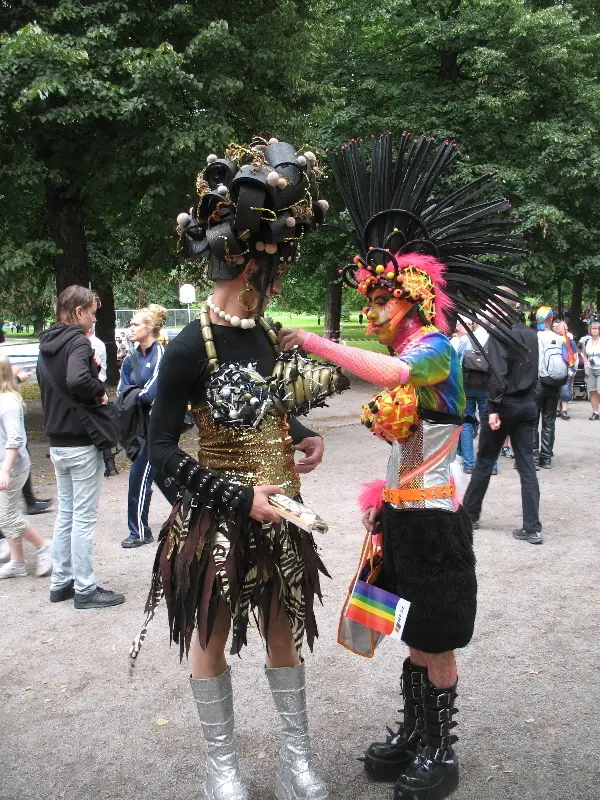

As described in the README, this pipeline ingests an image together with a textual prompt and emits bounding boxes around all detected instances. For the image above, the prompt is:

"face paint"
[365,289,414,346]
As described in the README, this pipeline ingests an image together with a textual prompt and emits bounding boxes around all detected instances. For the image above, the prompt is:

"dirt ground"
[1,384,599,800]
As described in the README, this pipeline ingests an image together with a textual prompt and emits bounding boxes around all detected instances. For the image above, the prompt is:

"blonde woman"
[117,304,166,548]
[0,354,52,579]
[582,320,600,419]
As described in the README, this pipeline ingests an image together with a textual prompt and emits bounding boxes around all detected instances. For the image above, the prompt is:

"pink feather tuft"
[393,253,452,333]
[358,479,386,513]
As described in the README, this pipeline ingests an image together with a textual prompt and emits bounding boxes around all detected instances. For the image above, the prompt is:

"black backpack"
[462,343,489,389]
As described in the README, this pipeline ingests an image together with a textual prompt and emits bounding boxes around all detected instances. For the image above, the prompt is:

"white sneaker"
[0,561,28,579]
[35,544,53,577]
[0,538,10,564]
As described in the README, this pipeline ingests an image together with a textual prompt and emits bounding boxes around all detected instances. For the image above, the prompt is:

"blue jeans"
[50,446,104,595]
[127,444,156,540]
[461,389,498,470]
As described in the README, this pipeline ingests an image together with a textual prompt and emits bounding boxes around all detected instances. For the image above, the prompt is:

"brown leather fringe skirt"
[144,494,329,660]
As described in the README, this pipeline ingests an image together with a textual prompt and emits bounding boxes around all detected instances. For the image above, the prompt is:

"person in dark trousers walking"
[117,304,166,548]
[462,299,543,545]
[533,307,570,469]
[38,286,125,608]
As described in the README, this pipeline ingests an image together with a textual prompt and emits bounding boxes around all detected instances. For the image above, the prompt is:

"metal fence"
[115,308,196,331]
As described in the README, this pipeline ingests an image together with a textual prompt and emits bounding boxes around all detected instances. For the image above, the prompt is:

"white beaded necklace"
[205,295,257,329]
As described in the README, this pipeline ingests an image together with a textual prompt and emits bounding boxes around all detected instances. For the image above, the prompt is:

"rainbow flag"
[346,580,400,636]
[562,334,577,369]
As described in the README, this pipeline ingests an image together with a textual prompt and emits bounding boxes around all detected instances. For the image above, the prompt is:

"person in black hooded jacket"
[37,286,125,610]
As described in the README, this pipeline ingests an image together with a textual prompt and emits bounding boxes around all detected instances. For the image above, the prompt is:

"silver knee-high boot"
[265,662,328,800]
[190,668,249,800]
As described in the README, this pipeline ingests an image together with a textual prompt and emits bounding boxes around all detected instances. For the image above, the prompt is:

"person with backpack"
[456,318,499,476]
[534,307,570,469]
[462,297,542,543]
[116,304,166,548]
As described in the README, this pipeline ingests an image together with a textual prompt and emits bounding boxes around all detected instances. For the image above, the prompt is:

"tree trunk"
[46,183,89,293]
[570,272,585,338]
[324,264,342,341]
[557,277,563,318]
[95,283,118,386]
[33,310,46,335]
[439,50,460,82]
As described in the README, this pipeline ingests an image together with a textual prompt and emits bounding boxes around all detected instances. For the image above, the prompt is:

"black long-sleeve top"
[149,320,317,514]
[487,322,539,412]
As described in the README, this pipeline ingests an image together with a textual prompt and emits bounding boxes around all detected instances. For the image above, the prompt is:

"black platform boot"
[393,679,459,800]
[363,658,428,782]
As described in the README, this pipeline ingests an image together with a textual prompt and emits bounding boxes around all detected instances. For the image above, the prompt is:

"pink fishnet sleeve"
[303,333,409,387]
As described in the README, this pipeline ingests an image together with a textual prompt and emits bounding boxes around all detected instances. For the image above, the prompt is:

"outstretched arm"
[279,329,409,387]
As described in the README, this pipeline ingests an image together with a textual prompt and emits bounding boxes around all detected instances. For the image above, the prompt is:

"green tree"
[1,1,314,376]
[310,0,600,333]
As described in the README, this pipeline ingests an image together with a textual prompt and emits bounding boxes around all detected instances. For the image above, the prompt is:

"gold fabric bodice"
[192,404,301,498]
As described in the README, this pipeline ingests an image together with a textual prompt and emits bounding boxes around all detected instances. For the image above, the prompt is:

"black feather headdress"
[326,132,526,348]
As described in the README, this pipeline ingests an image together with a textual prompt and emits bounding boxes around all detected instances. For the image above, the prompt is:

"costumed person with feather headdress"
[280,133,526,800]
[130,137,350,800]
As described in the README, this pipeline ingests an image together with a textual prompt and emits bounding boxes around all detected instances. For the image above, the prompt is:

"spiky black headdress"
[326,132,525,347]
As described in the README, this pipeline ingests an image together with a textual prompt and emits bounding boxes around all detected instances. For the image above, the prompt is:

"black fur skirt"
[377,504,477,653]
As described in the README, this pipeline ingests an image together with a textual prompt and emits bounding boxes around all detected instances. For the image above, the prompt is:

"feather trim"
[358,479,386,513]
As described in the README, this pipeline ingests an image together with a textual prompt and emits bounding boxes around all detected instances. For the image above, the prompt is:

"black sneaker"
[539,460,552,470]
[491,466,498,475]
[512,528,543,545]
[121,534,154,548]
[50,579,75,603]
[463,466,473,474]
[560,411,570,420]
[74,586,125,609]
[26,499,54,515]
[470,518,480,530]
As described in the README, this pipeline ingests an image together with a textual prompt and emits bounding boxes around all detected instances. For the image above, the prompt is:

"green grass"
[20,382,41,401]
[270,313,367,339]
[2,330,39,339]
[347,340,388,353]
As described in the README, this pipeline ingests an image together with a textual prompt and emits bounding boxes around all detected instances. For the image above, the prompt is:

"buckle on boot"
[433,692,454,708]
[412,682,424,699]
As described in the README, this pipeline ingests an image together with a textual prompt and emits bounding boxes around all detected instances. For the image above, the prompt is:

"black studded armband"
[169,454,253,516]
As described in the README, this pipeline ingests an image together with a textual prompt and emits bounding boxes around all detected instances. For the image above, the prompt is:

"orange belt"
[382,484,455,504]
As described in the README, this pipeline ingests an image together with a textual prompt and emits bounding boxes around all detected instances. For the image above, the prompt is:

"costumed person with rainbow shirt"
[280,133,526,800]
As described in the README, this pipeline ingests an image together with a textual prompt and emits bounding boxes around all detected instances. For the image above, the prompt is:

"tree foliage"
[308,0,600,321]
[2,0,600,342]
[0,0,314,344]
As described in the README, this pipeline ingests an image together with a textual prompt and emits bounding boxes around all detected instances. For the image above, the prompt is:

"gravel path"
[1,385,599,800]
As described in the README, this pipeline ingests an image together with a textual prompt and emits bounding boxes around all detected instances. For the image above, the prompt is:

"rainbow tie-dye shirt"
[398,327,466,417]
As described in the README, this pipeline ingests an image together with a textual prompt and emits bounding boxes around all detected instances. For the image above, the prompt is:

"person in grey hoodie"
[37,286,124,609]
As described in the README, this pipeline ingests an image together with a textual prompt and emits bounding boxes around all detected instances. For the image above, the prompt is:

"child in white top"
[0,354,52,579]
